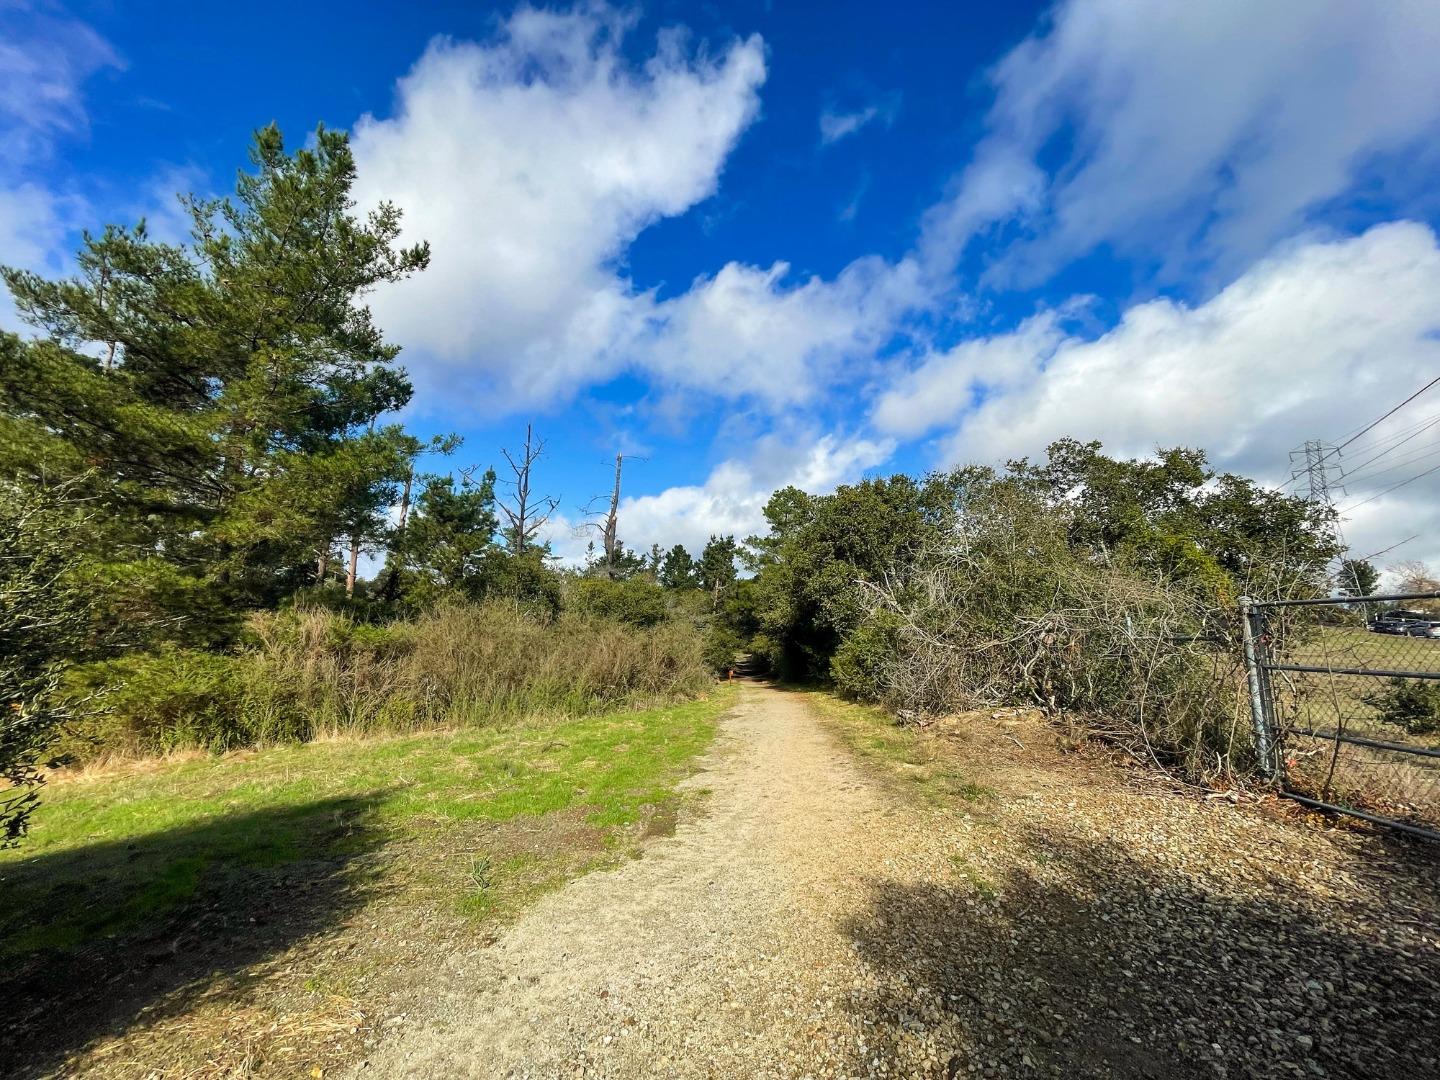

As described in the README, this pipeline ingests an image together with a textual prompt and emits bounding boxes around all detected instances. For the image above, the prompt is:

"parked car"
[1370,619,1412,634]
[1370,609,1434,634]
[1404,622,1440,639]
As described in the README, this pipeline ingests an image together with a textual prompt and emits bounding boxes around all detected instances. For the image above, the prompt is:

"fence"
[1240,591,1440,841]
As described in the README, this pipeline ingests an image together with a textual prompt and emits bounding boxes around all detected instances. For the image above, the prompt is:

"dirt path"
[352,684,1440,1079]
[353,682,909,1077]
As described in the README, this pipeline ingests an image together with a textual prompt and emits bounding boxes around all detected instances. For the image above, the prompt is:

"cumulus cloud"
[349,6,767,408]
[350,7,931,416]
[926,0,1440,282]
[878,220,1440,565]
[885,222,1440,469]
[639,254,925,404]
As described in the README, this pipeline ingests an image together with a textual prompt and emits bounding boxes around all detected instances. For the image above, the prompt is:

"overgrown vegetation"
[714,439,1340,781]
[54,604,709,760]
[0,113,1346,839]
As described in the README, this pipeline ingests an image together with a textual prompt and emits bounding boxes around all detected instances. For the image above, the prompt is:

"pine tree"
[0,123,429,616]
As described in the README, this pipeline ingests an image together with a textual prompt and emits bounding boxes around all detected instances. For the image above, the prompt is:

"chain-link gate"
[1240,591,1440,841]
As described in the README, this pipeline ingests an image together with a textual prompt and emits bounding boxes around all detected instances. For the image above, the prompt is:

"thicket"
[54,604,708,759]
[717,440,1340,782]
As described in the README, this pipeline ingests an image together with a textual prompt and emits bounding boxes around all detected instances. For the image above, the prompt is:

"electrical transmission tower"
[1291,440,1361,596]
[1289,440,1346,508]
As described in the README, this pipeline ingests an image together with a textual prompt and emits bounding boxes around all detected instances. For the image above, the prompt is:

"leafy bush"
[1366,678,1440,736]
[566,577,671,628]
[702,624,746,675]
[59,648,276,756]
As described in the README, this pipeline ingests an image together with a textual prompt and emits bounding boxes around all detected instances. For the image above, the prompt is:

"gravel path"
[352,684,1440,1079]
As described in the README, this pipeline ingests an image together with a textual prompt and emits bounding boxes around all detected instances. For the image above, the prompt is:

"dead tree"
[497,424,560,557]
[601,452,622,576]
[578,452,631,579]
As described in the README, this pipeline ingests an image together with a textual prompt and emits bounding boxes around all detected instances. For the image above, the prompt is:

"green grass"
[0,686,736,959]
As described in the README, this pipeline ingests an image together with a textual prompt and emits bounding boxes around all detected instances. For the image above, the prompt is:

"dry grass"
[59,601,712,761]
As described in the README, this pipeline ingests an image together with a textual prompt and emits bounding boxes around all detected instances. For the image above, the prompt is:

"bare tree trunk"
[397,470,414,531]
[317,546,330,585]
[602,452,622,578]
[346,536,360,598]
[512,425,532,556]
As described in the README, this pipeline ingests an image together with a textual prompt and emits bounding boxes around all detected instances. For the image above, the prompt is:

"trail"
[352,683,1440,1080]
[355,682,918,1078]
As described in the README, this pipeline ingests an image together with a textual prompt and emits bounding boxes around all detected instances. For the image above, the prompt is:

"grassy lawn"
[1267,626,1440,820]
[0,686,735,1078]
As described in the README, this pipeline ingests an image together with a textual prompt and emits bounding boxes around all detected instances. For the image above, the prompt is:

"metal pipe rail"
[1288,728,1440,759]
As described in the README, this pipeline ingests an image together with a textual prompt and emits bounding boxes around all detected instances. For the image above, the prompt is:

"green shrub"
[59,649,276,757]
[566,577,671,628]
[702,624,746,675]
[830,611,902,699]
[1366,678,1440,736]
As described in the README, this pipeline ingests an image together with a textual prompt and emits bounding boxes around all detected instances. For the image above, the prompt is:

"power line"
[1343,437,1440,487]
[1313,373,1440,467]
[1336,458,1440,514]
[1353,534,1419,564]
[1341,408,1440,455]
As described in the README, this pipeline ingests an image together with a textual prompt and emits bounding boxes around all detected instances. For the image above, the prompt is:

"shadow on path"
[843,822,1440,1079]
[0,793,388,1078]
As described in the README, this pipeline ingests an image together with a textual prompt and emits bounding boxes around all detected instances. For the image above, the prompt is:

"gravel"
[351,685,1440,1079]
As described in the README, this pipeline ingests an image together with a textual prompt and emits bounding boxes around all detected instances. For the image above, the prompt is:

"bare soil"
[346,683,1440,1079]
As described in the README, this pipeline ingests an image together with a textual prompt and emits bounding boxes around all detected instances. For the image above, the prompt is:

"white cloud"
[928,0,1440,282]
[638,253,926,405]
[349,6,767,409]
[350,7,933,416]
[871,308,1069,438]
[540,432,895,562]
[0,9,120,330]
[878,220,1440,565]
[887,222,1440,473]
[819,93,899,145]
[0,182,69,271]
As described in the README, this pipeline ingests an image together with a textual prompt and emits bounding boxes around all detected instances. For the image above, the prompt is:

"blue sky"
[6,0,1440,567]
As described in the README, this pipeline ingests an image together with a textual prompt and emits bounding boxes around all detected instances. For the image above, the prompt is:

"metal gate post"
[1239,597,1277,780]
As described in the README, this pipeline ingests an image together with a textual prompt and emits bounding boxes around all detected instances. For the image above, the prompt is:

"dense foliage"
[712,439,1341,779]
[0,481,108,843]
[0,119,1350,839]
